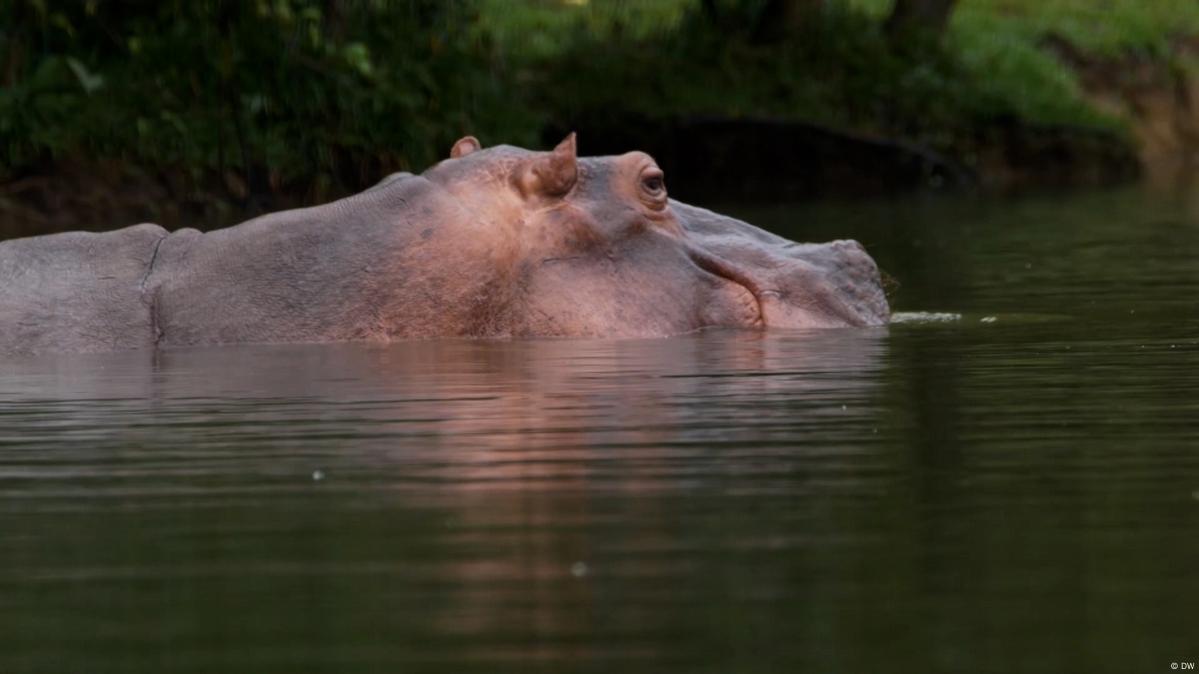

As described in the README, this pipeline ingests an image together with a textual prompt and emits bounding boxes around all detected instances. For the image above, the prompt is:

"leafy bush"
[0,0,538,192]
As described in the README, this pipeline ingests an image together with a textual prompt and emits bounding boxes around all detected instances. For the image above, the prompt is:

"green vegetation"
[0,1,537,194]
[511,0,1131,144]
[856,0,1199,127]
[940,0,1199,57]
[2,0,1195,206]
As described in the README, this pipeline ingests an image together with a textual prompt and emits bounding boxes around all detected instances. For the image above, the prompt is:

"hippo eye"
[639,167,666,207]
[641,173,664,193]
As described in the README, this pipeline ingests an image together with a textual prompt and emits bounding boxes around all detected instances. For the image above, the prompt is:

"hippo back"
[0,224,166,356]
[145,173,515,346]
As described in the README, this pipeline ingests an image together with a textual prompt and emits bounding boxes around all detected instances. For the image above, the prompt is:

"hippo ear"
[450,135,482,158]
[518,133,578,198]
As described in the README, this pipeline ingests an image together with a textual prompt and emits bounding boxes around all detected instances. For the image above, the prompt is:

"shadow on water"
[2,186,1199,673]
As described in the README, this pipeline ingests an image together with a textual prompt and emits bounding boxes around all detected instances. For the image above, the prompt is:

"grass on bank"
[481,0,1128,156]
[851,0,1199,57]
[482,0,1199,144]
[851,0,1199,132]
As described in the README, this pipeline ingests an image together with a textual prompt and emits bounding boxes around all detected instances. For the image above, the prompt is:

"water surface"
[2,187,1198,673]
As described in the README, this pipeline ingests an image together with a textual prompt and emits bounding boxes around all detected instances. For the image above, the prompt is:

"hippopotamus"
[0,135,888,356]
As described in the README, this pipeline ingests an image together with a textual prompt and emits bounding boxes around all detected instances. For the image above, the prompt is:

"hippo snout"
[818,239,890,327]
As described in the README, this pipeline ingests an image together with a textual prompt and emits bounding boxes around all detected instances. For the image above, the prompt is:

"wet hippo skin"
[0,134,889,355]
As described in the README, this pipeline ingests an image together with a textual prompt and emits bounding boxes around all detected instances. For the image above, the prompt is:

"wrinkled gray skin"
[0,135,888,356]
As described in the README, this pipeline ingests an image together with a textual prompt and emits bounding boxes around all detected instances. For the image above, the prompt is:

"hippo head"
[417,133,889,337]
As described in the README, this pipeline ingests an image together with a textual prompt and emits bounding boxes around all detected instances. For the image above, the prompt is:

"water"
[2,187,1198,673]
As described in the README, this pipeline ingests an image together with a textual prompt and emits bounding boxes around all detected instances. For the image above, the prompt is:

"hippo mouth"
[688,250,766,328]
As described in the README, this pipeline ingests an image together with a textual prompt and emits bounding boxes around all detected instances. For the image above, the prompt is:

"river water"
[2,187,1197,673]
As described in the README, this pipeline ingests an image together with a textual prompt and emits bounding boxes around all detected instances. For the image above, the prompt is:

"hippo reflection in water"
[0,134,888,355]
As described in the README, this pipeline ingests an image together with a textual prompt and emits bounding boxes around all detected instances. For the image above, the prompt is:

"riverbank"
[527,0,1196,194]
[2,1,1197,235]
